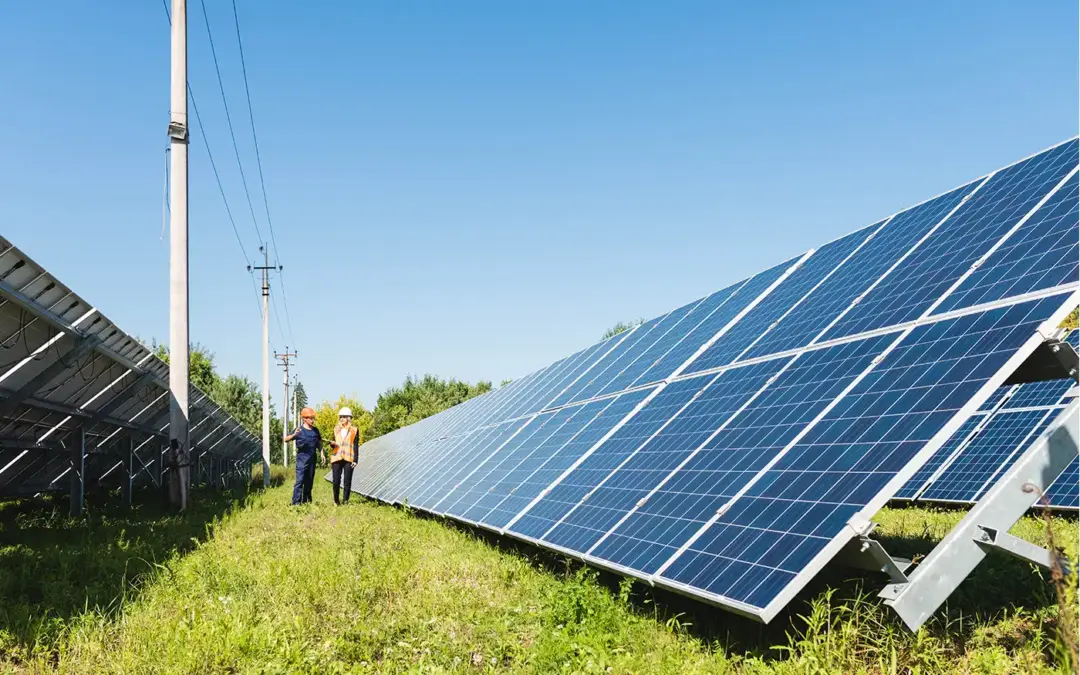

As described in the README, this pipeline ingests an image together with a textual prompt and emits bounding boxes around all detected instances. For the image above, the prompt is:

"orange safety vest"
[332,424,358,463]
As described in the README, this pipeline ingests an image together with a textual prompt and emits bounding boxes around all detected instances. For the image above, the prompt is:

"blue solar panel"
[549,307,694,407]
[343,139,1078,622]
[594,296,733,398]
[628,258,801,386]
[477,389,655,528]
[590,336,893,576]
[1046,456,1079,509]
[919,408,1059,503]
[936,170,1079,313]
[495,338,621,423]
[657,296,1062,611]
[978,386,1012,412]
[1003,378,1076,409]
[507,378,708,542]
[517,362,786,549]
[894,413,986,500]
[403,419,533,508]
[434,404,601,518]
[825,139,1078,340]
[743,186,979,360]
[683,226,878,374]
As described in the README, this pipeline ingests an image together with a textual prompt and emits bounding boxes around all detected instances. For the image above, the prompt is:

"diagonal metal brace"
[974,525,1072,576]
[837,535,913,584]
[881,400,1079,631]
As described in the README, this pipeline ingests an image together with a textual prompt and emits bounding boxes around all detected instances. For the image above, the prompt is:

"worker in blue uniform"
[283,407,324,505]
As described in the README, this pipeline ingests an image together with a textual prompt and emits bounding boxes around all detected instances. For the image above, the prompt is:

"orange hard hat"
[300,407,316,418]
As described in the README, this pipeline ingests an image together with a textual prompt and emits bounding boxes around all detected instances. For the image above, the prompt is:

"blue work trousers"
[292,450,316,505]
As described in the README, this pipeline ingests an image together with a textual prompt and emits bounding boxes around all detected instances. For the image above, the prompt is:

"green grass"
[0,479,1076,674]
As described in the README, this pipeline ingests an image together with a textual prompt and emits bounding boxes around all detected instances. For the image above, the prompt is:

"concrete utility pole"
[167,0,190,510]
[248,246,281,488]
[275,348,297,467]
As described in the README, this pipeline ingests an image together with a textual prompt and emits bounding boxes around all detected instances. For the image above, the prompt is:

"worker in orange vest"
[329,407,360,505]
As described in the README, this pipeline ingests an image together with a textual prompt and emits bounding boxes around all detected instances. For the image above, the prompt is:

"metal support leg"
[881,401,1078,631]
[70,427,85,516]
[121,434,133,507]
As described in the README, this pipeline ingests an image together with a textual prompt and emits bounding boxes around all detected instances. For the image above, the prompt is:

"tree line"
[154,342,492,462]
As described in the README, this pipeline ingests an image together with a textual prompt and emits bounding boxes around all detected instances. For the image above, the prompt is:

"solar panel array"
[897,330,1078,508]
[0,236,259,500]
[347,138,1080,622]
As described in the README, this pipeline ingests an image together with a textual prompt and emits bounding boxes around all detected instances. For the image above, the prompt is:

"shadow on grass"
[0,485,251,660]
[386,499,1070,663]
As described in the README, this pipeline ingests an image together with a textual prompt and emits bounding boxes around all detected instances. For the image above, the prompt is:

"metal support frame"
[0,336,100,418]
[974,525,1071,575]
[1004,337,1079,385]
[70,426,85,516]
[121,434,133,507]
[880,400,1078,631]
[836,534,913,584]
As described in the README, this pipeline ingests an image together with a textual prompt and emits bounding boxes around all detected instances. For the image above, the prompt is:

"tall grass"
[1,482,1076,673]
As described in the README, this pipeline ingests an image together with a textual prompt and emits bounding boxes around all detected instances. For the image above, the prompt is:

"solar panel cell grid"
[936,170,1079,314]
[402,420,529,507]
[630,258,799,386]
[483,388,654,528]
[508,377,708,541]
[684,225,879,375]
[743,185,980,361]
[825,139,1078,341]
[549,314,675,408]
[531,361,787,552]
[436,405,595,518]
[893,414,986,500]
[1045,456,1079,509]
[659,295,1062,611]
[591,335,893,576]
[919,408,1059,503]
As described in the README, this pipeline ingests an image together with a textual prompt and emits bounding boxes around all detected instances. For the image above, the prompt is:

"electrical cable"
[229,0,298,353]
[161,0,262,320]
[197,0,264,247]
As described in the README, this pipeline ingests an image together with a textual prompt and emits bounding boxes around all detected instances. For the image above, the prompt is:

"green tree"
[294,381,308,411]
[1062,307,1079,331]
[602,319,642,340]
[368,374,492,439]
[211,374,261,435]
[314,395,373,446]
[153,341,220,394]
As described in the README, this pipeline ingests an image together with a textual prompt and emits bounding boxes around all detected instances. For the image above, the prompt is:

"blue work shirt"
[294,426,321,454]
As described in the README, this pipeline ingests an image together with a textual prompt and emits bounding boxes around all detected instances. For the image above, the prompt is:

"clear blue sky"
[0,1,1076,409]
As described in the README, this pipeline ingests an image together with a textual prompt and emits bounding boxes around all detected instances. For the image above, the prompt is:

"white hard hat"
[338,407,353,418]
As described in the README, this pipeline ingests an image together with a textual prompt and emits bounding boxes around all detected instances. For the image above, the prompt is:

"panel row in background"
[894,330,1078,509]
[355,137,1080,464]
[349,291,1076,620]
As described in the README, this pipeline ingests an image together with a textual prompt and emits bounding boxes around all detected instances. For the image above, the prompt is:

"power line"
[197,0,264,246]
[163,0,262,321]
[230,0,299,353]
[229,0,278,259]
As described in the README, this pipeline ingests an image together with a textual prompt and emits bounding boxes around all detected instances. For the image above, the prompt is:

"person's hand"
[350,462,356,468]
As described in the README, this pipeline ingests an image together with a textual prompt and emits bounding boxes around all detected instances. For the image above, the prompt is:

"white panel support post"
[275,348,297,468]
[249,247,281,488]
[167,0,190,511]
[70,426,85,517]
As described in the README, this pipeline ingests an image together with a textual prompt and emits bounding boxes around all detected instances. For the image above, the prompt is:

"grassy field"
[0,473,1076,674]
